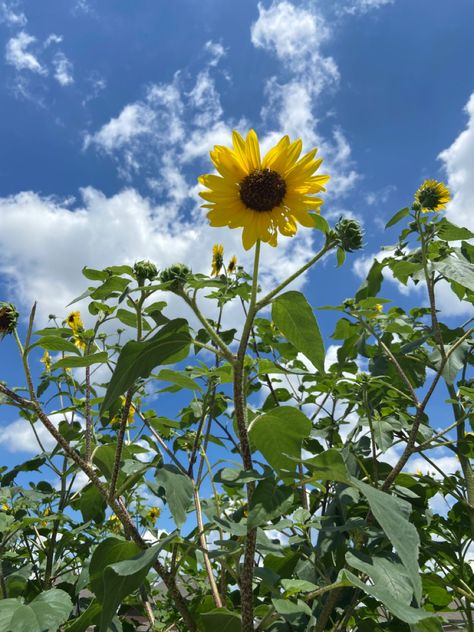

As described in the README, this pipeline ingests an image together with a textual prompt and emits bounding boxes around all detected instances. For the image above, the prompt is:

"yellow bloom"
[108,515,121,532]
[415,469,423,476]
[73,336,86,353]
[374,303,383,314]
[415,180,450,213]
[1,502,9,512]
[199,130,329,250]
[148,506,161,521]
[211,244,224,276]
[66,311,84,332]
[41,507,51,527]
[227,255,237,274]
[111,396,136,426]
[40,350,52,372]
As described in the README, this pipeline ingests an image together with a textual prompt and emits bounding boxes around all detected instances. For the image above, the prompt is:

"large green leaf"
[157,368,202,392]
[89,538,141,602]
[432,256,474,292]
[64,600,102,632]
[98,541,172,632]
[429,340,471,385]
[155,464,194,528]
[79,484,106,523]
[385,207,409,229]
[32,336,80,355]
[100,318,191,414]
[53,352,108,369]
[200,609,242,632]
[272,291,325,372]
[437,218,474,241]
[249,407,312,477]
[247,478,294,528]
[303,448,350,484]
[0,590,73,632]
[355,260,384,301]
[351,479,422,603]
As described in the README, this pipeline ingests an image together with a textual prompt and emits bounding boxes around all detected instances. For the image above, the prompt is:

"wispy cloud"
[0,0,26,27]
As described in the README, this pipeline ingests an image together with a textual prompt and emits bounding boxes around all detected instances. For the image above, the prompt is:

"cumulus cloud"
[0,187,321,325]
[439,92,474,232]
[1,412,76,454]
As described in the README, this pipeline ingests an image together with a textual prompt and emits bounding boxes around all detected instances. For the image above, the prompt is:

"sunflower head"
[159,263,191,292]
[211,244,224,277]
[333,218,364,253]
[414,180,450,213]
[134,260,158,285]
[66,311,84,332]
[228,255,238,274]
[148,506,161,521]
[199,129,330,250]
[0,302,18,338]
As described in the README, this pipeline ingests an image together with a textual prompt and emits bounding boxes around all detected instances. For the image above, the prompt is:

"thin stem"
[109,389,134,500]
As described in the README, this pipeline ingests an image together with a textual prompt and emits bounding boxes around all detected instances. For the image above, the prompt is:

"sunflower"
[148,506,161,521]
[199,130,330,250]
[110,396,136,426]
[66,311,84,332]
[40,350,52,372]
[227,255,237,274]
[211,244,224,276]
[414,180,450,213]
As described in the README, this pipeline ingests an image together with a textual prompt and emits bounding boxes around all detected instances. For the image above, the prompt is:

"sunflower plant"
[0,132,473,632]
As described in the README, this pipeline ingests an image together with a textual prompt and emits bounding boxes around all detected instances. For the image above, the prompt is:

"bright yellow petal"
[262,136,290,169]
[245,129,261,171]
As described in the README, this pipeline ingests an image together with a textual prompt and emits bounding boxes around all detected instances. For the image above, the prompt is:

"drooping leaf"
[89,538,141,602]
[429,340,471,385]
[155,464,194,529]
[249,407,312,477]
[157,368,202,392]
[355,260,385,301]
[351,479,422,603]
[272,291,325,372]
[32,336,80,355]
[100,318,191,414]
[437,218,474,241]
[303,448,351,484]
[432,256,474,292]
[79,484,106,523]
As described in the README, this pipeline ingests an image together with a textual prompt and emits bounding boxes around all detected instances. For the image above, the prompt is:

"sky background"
[1,0,474,511]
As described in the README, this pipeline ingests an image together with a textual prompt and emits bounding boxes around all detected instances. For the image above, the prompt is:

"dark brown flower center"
[0,307,11,332]
[239,169,286,212]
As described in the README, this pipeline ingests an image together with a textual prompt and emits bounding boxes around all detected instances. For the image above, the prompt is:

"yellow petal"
[245,129,261,171]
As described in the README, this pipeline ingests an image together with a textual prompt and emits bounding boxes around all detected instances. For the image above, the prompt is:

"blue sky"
[1,0,474,492]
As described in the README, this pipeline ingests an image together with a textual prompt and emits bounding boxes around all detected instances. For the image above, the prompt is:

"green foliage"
[1,198,473,631]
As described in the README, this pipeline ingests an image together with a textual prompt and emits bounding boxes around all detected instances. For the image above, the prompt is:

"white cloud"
[0,187,319,325]
[342,0,393,14]
[439,92,474,232]
[85,103,156,153]
[0,1,26,26]
[52,51,74,86]
[5,31,46,74]
[1,412,75,454]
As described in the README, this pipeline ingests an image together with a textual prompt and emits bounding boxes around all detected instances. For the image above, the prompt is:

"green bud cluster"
[159,263,191,292]
[133,260,158,285]
[0,302,19,338]
[333,218,364,253]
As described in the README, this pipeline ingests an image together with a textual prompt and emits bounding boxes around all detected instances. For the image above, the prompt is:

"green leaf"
[116,308,150,330]
[100,318,191,414]
[98,541,172,632]
[0,589,73,632]
[157,368,202,392]
[281,579,319,595]
[64,600,102,632]
[32,336,80,355]
[200,608,242,632]
[429,340,471,385]
[432,256,474,292]
[336,247,346,267]
[79,484,106,523]
[351,479,422,603]
[249,407,312,477]
[303,448,351,484]
[53,352,108,369]
[89,538,140,602]
[437,218,474,241]
[272,291,325,372]
[82,267,109,281]
[155,464,194,528]
[385,207,409,229]
[247,478,293,528]
[355,260,384,301]
[313,214,330,234]
[90,276,130,300]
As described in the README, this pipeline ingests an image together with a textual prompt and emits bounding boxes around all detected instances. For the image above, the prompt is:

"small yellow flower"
[66,311,84,332]
[199,130,329,250]
[108,515,121,532]
[374,303,383,314]
[73,336,86,353]
[40,350,52,372]
[41,507,51,527]
[111,396,136,426]
[1,502,10,512]
[414,180,450,213]
[415,469,423,476]
[227,255,237,274]
[148,506,161,521]
[211,244,224,277]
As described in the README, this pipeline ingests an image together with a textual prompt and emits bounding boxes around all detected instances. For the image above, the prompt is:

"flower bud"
[134,260,158,285]
[0,302,19,338]
[333,218,364,253]
[159,263,191,292]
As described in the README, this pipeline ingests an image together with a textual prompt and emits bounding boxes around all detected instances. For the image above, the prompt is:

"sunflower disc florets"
[134,260,158,285]
[159,263,191,292]
[333,218,364,253]
[0,302,19,338]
